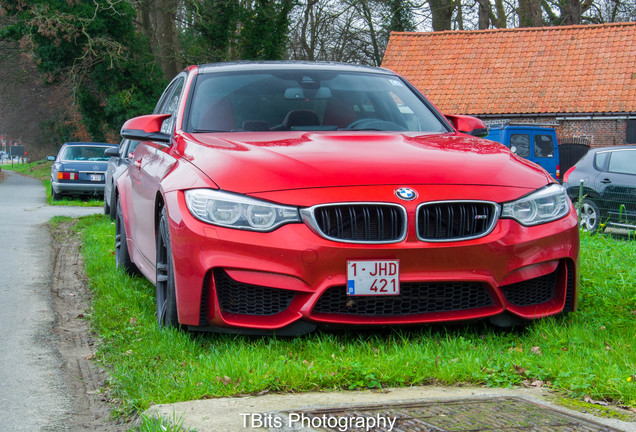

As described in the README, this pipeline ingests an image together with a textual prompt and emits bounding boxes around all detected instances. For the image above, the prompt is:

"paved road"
[0,170,102,432]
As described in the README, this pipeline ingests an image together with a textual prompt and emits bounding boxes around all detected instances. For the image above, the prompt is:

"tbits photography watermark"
[240,412,397,431]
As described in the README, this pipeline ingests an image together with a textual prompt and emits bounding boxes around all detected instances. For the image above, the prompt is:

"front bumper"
[165,189,580,332]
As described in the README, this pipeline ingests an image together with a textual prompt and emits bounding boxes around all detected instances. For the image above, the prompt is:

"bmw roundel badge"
[395,187,417,201]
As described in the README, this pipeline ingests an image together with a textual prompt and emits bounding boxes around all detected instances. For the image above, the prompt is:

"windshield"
[186,70,449,133]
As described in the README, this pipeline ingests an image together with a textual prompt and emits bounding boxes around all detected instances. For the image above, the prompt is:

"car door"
[128,75,185,274]
[595,148,636,222]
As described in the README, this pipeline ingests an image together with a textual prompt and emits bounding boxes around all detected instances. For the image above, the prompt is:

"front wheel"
[578,198,601,232]
[156,207,179,328]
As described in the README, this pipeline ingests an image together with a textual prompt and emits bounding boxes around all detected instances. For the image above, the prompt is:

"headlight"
[501,184,570,226]
[185,189,300,231]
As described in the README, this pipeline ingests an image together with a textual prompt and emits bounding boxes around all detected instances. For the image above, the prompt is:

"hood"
[178,131,549,194]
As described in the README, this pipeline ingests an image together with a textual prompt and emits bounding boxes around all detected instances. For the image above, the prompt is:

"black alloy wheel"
[156,207,179,328]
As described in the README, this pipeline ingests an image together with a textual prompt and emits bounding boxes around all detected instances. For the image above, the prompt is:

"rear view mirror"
[284,87,332,100]
[445,114,489,138]
[120,114,172,143]
[104,147,119,157]
[285,88,304,99]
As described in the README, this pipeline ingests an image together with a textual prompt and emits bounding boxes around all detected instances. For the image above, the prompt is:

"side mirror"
[46,155,56,161]
[445,114,489,138]
[104,147,119,157]
[120,114,172,143]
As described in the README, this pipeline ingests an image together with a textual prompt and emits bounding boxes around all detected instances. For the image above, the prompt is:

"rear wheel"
[115,198,138,275]
[156,207,179,328]
[51,187,61,201]
[103,190,111,215]
[108,187,117,220]
[579,198,601,232]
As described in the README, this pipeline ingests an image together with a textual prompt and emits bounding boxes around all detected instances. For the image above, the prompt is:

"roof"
[197,61,391,75]
[382,23,636,116]
[63,142,117,146]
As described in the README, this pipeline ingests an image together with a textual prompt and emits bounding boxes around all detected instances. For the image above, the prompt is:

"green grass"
[72,215,636,419]
[3,159,52,180]
[130,413,194,432]
[3,159,103,206]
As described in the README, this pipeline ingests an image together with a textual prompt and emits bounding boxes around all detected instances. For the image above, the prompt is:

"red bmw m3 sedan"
[115,62,579,334]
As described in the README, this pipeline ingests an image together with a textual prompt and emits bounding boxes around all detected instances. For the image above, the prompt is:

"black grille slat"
[214,269,295,316]
[312,282,493,316]
[418,202,498,241]
[312,204,405,242]
[501,268,558,306]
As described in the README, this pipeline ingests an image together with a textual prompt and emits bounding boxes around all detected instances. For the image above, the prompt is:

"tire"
[108,187,117,221]
[578,198,601,232]
[51,186,61,201]
[115,198,139,275]
[103,190,111,215]
[156,207,179,328]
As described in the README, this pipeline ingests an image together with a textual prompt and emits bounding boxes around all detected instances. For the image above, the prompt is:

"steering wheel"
[345,118,406,131]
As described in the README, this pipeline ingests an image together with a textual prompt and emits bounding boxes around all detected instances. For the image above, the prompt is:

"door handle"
[600,178,611,184]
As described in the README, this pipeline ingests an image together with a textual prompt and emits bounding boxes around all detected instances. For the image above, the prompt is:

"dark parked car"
[104,139,140,220]
[115,61,579,334]
[563,145,636,232]
[48,142,117,200]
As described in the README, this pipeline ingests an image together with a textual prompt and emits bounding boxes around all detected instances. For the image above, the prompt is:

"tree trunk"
[492,0,507,28]
[154,0,182,78]
[132,0,182,79]
[427,0,454,31]
[565,0,582,24]
[477,0,490,29]
[518,0,542,27]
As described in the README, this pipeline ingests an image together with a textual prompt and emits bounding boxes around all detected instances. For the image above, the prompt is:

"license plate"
[90,174,103,181]
[347,260,399,296]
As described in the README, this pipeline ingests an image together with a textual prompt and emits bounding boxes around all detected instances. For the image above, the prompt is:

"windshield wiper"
[192,129,229,133]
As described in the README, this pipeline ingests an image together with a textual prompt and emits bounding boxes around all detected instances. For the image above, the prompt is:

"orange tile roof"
[382,23,636,116]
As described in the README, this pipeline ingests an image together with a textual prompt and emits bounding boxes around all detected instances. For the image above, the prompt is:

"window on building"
[627,119,636,144]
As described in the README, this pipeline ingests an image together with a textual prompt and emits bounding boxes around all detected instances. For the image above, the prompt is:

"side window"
[534,134,554,158]
[608,150,636,175]
[154,79,180,114]
[119,139,129,157]
[155,76,185,135]
[128,140,140,155]
[120,139,139,159]
[594,151,609,171]
[510,134,530,157]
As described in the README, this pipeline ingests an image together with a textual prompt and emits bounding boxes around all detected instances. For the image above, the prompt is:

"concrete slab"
[145,386,636,432]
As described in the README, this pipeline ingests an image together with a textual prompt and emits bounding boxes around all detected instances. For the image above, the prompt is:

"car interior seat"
[282,110,320,130]
[322,99,357,129]
[196,98,236,131]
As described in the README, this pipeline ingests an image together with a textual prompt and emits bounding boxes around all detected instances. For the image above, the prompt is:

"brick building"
[382,23,636,149]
